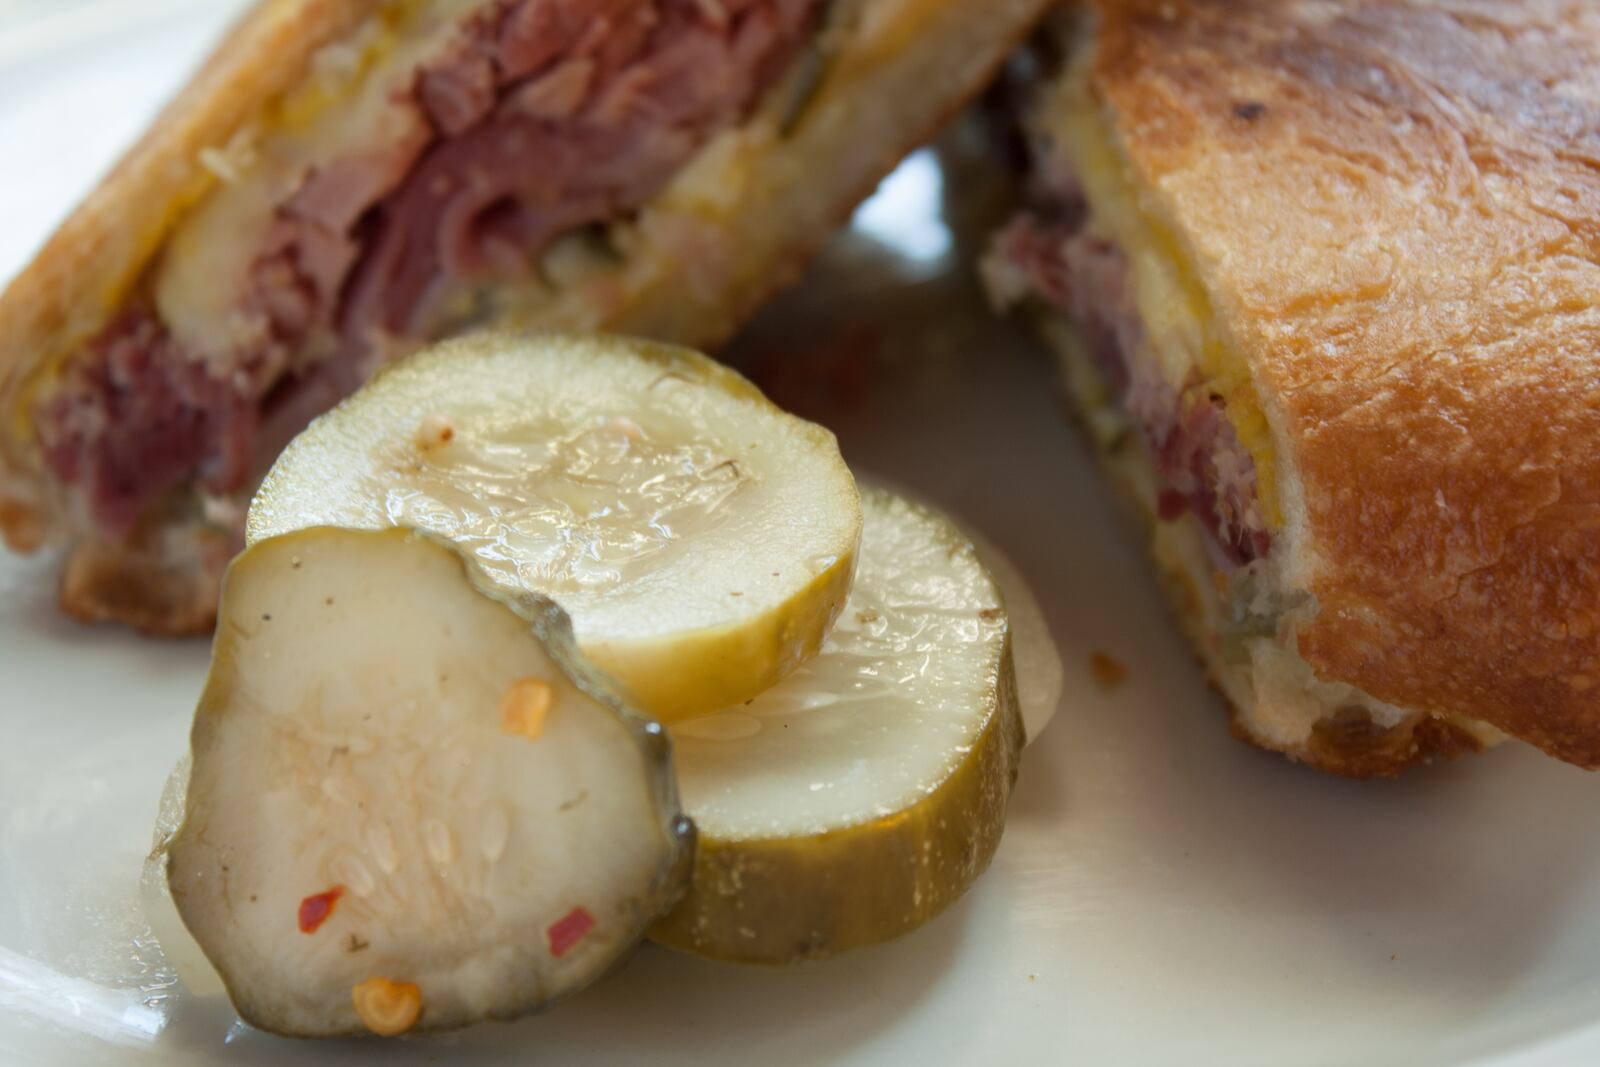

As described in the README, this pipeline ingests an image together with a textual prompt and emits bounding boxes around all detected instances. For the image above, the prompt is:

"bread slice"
[0,0,1051,633]
[985,1,1600,776]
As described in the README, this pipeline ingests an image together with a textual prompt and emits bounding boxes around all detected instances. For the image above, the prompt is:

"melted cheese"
[1037,52,1282,526]
[153,0,478,365]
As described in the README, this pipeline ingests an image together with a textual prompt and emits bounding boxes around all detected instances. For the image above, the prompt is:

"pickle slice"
[249,332,862,723]
[166,527,692,1037]
[653,489,1025,963]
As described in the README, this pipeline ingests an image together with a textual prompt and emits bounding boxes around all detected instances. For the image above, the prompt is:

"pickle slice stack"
[165,333,1048,1038]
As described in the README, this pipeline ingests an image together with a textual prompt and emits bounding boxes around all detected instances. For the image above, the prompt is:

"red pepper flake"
[547,906,595,957]
[298,886,346,934]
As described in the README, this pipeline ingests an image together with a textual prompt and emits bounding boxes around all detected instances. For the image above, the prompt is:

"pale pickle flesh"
[249,333,862,722]
[166,527,691,1037]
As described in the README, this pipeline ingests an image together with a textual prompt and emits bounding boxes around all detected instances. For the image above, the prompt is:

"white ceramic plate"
[2,4,1599,1064]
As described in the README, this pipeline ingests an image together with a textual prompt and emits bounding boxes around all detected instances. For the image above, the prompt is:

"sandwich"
[983,0,1600,776]
[0,0,1050,634]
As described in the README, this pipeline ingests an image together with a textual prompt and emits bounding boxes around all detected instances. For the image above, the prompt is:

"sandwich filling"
[987,207,1270,568]
[983,55,1271,572]
[32,0,825,542]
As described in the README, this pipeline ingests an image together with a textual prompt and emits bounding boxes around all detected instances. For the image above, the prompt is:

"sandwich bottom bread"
[983,0,1600,777]
[0,0,1050,635]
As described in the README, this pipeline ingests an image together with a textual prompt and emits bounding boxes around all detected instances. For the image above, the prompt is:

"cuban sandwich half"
[984,0,1600,776]
[0,0,1051,632]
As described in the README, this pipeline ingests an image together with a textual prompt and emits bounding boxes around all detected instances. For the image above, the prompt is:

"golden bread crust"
[1214,690,1484,779]
[1087,0,1600,767]
[59,533,229,638]
[1298,708,1484,779]
[0,0,380,547]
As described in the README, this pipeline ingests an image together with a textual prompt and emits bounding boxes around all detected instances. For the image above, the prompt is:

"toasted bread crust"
[1298,708,1484,780]
[1214,689,1484,779]
[59,534,229,637]
[0,0,1051,633]
[1087,0,1600,768]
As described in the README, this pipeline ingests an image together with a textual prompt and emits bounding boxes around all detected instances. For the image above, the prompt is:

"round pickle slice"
[248,332,862,723]
[652,489,1025,964]
[166,527,693,1037]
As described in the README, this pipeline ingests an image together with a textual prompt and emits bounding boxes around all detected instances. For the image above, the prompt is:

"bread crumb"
[0,497,44,553]
[198,146,241,184]
[1089,652,1128,689]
